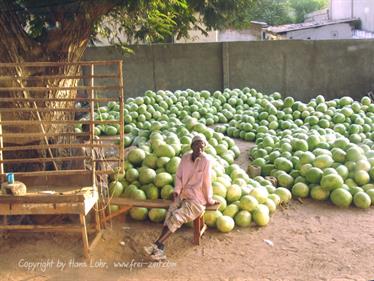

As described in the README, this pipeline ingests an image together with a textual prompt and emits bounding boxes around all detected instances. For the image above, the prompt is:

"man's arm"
[173,156,184,199]
[203,159,216,205]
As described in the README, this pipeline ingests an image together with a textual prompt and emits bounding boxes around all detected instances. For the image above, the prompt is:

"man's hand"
[207,200,220,206]
[172,192,179,202]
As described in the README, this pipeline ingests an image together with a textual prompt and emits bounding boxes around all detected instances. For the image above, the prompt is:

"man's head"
[191,134,206,156]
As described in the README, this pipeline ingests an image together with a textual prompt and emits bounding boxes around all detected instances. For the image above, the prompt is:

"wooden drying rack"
[0,60,124,259]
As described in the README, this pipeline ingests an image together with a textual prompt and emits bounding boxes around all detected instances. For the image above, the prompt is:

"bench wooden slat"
[0,170,91,178]
[110,197,220,210]
[0,187,95,203]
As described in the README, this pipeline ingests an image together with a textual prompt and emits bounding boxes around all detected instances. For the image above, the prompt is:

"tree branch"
[0,1,43,62]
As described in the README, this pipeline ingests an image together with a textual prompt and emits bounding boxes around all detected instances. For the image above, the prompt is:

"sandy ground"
[1,139,374,281]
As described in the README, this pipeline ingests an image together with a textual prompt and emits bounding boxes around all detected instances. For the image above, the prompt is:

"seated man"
[144,134,218,261]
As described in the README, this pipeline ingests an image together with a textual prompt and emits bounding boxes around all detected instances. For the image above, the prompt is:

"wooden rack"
[0,60,125,259]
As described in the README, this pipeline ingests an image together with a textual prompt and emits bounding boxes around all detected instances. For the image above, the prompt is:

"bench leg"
[2,215,8,239]
[193,214,206,245]
[98,200,107,229]
[80,214,90,259]
[193,216,200,245]
[94,202,101,233]
[102,205,132,224]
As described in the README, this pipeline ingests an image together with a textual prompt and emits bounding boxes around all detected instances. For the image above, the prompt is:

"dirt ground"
[1,139,374,281]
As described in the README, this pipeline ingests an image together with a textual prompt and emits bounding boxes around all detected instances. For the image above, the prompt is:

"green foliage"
[191,0,256,31]
[96,1,195,45]
[233,0,293,27]
[10,0,87,41]
[2,0,256,47]
[232,0,329,28]
[289,0,329,23]
[95,0,257,44]
[1,0,329,56]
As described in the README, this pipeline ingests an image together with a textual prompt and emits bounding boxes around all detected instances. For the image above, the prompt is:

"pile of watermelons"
[77,88,374,232]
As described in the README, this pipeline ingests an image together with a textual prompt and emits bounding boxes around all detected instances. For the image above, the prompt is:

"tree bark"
[0,1,118,171]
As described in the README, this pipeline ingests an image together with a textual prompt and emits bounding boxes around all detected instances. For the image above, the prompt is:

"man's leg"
[156,199,204,246]
[144,224,173,260]
[144,201,178,256]
[148,225,175,260]
[155,225,173,247]
[153,198,182,247]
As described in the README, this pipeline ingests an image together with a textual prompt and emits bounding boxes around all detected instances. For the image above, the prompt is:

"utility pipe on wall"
[351,0,354,18]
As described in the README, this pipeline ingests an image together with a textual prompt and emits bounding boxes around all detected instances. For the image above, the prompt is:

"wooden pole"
[0,113,4,177]
[32,101,58,170]
[0,60,122,67]
[118,60,125,174]
[0,97,116,103]
[89,63,96,188]
[15,69,58,170]
[80,213,90,259]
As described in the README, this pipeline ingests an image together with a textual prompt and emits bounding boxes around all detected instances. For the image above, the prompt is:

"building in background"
[175,21,267,43]
[263,18,358,40]
[330,0,374,38]
[218,22,267,42]
[174,29,218,43]
[263,0,374,40]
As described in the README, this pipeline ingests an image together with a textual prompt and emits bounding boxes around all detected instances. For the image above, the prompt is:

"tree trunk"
[0,1,117,171]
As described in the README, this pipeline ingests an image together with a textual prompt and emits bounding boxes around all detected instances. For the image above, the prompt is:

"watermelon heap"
[81,88,374,233]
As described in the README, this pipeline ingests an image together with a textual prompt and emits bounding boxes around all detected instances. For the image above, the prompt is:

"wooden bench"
[0,173,103,259]
[107,197,220,245]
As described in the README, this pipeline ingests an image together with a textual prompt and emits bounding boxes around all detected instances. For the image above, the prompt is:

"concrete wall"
[83,40,374,102]
[226,40,374,102]
[84,43,223,98]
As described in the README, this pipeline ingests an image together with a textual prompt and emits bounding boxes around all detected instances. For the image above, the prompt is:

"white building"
[330,0,374,38]
[330,0,374,32]
[263,19,358,40]
[175,21,266,43]
[218,22,267,42]
[174,29,218,43]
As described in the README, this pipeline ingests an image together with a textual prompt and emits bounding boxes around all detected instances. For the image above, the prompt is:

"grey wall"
[83,43,223,99]
[83,40,374,102]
